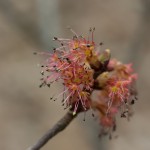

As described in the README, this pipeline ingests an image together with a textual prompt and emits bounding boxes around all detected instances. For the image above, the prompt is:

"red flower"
[37,28,138,137]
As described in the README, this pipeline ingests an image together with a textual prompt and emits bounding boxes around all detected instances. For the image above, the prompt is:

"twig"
[27,110,77,150]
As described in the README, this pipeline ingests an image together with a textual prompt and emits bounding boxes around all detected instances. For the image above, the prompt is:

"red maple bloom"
[37,28,138,137]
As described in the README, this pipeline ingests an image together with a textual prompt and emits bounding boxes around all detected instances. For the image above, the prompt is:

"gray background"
[0,0,150,150]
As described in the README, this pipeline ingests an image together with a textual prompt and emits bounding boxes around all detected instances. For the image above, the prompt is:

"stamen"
[67,26,79,38]
[63,91,74,104]
[92,27,95,43]
[73,101,79,115]
[88,27,92,42]
[83,111,86,121]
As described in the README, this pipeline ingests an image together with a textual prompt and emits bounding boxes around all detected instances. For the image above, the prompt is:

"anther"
[131,99,135,105]
[99,42,103,46]
[53,48,56,53]
[121,113,126,118]
[47,84,51,88]
[40,71,44,75]
[53,98,57,101]
[73,35,77,39]
[50,97,53,100]
[113,124,117,131]
[39,83,44,88]
[87,44,91,47]
[92,113,95,117]
[53,37,58,40]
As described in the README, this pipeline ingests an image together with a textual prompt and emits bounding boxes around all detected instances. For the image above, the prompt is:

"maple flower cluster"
[37,28,138,137]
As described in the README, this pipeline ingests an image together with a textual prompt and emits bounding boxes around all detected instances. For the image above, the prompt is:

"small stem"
[27,111,77,150]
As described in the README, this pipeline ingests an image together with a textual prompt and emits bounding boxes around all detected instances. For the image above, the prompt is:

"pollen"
[111,86,118,93]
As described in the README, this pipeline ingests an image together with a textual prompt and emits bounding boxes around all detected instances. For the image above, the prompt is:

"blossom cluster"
[37,28,138,137]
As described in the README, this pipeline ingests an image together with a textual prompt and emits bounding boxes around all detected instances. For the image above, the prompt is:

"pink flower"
[37,28,138,137]
[38,29,97,115]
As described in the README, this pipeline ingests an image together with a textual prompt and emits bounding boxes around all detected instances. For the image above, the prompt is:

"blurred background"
[0,0,150,150]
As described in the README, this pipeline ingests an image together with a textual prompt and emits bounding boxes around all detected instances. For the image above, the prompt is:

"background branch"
[27,110,77,150]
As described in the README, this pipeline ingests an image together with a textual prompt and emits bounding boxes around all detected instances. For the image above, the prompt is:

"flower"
[38,28,97,115]
[37,28,138,137]
[93,59,137,136]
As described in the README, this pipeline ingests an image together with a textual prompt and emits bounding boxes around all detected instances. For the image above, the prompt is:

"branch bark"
[27,110,77,150]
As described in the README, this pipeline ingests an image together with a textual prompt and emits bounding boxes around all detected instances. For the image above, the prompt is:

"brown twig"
[27,110,77,150]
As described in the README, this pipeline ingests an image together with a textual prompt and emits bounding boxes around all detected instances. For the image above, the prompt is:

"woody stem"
[27,110,77,150]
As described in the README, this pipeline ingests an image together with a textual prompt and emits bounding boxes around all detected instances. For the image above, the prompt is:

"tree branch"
[27,110,77,150]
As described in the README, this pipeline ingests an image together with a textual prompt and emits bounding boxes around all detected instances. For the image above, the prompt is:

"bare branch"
[27,110,77,150]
